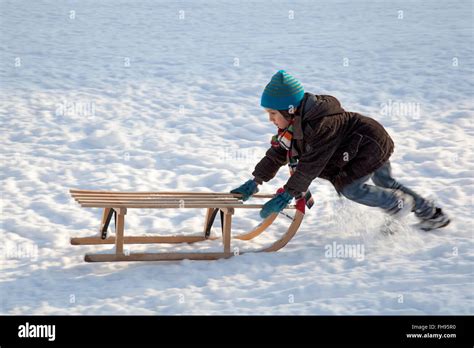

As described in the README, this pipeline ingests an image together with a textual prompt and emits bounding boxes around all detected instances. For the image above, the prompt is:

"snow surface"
[0,0,473,315]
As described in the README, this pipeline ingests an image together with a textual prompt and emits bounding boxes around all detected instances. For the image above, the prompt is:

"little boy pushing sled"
[231,70,450,231]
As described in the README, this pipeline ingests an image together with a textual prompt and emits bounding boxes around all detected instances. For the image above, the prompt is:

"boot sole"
[417,218,451,231]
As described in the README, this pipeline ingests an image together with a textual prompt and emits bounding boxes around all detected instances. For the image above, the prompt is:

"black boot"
[414,207,450,231]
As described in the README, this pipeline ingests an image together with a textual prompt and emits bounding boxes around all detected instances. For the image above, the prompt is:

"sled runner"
[69,189,305,262]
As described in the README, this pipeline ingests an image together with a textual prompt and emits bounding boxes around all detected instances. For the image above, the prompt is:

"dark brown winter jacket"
[252,93,395,196]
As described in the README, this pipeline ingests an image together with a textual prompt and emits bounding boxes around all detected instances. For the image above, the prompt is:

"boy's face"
[265,108,290,129]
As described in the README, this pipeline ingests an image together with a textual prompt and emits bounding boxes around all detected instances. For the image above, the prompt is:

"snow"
[1,0,473,314]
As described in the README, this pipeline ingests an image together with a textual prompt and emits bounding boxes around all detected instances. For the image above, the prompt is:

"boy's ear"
[288,104,298,114]
[278,109,294,120]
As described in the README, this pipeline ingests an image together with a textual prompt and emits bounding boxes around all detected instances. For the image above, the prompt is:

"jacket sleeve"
[252,145,288,183]
[284,126,343,196]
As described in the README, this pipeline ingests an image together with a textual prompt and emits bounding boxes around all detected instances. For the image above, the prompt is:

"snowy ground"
[0,0,473,315]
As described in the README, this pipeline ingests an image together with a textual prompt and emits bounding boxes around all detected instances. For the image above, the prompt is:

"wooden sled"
[69,189,305,262]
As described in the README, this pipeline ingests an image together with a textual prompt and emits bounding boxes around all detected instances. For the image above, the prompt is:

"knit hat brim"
[261,90,305,110]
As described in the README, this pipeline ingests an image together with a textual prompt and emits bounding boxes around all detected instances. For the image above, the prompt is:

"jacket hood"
[301,94,345,122]
[291,93,345,141]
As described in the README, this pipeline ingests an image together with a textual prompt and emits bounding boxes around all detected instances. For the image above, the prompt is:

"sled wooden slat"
[75,200,243,204]
[79,203,280,209]
[70,190,275,199]
[70,189,305,262]
[76,200,243,204]
[73,197,242,202]
[70,189,258,194]
[72,195,250,199]
[70,192,244,196]
[71,194,243,199]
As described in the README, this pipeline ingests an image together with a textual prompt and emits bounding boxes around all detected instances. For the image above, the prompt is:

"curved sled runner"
[69,189,305,262]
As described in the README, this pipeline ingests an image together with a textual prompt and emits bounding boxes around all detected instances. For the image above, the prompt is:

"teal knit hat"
[261,70,305,110]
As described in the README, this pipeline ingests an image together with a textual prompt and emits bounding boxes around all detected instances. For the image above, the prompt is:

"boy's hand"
[259,190,293,219]
[230,179,259,201]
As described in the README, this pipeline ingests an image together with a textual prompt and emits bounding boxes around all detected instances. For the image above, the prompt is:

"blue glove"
[260,191,293,219]
[230,179,259,201]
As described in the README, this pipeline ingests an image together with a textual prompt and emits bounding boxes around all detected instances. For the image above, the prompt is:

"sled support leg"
[222,208,233,254]
[203,208,219,238]
[203,208,214,234]
[100,208,115,239]
[114,208,126,255]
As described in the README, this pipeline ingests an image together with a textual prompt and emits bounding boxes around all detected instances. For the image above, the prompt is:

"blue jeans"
[339,161,435,218]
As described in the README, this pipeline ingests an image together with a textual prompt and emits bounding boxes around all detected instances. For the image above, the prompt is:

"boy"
[231,70,450,231]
